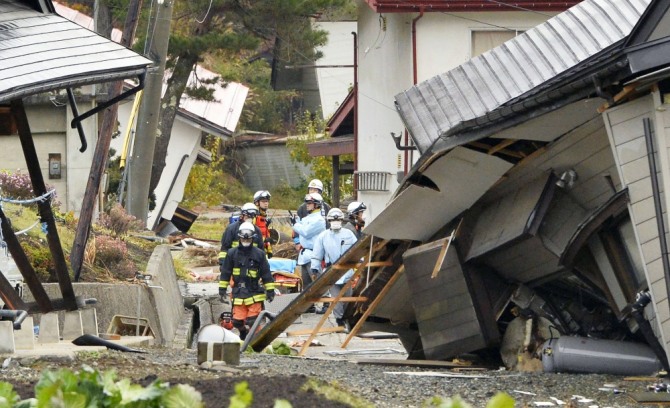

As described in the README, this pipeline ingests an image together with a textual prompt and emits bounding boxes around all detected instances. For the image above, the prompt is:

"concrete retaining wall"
[23,245,184,346]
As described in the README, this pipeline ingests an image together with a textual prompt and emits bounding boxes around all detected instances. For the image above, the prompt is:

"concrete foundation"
[14,316,35,350]
[0,321,15,353]
[62,311,83,341]
[37,312,60,344]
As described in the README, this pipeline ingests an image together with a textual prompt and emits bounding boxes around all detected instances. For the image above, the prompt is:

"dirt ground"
[2,349,352,407]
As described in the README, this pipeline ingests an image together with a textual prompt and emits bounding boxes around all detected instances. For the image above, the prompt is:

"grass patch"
[301,378,374,408]
[187,218,225,241]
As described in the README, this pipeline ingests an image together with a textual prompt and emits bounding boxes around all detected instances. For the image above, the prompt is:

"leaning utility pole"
[127,0,174,224]
[70,0,144,281]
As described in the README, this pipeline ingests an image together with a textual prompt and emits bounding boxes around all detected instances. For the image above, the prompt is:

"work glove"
[219,287,229,304]
[266,290,275,303]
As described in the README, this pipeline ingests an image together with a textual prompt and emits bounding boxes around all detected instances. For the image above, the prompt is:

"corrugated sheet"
[0,0,151,102]
[395,0,651,153]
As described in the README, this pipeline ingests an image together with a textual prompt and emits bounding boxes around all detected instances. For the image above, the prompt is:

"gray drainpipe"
[0,310,28,330]
[643,118,670,328]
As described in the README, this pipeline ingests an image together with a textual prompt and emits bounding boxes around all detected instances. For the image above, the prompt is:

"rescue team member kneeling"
[218,221,276,340]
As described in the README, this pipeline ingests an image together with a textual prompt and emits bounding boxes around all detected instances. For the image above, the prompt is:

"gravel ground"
[0,345,662,407]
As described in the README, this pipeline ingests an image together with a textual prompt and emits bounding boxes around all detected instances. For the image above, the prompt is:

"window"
[471,30,522,58]
[0,106,17,135]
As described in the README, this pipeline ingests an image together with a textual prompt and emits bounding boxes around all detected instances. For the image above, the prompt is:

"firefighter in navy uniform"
[218,221,276,340]
[219,202,264,264]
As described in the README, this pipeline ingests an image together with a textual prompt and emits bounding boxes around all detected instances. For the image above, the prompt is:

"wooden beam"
[11,99,77,311]
[299,268,361,356]
[342,265,405,348]
[431,220,462,279]
[597,83,638,113]
[311,296,368,302]
[487,139,516,155]
[287,326,345,336]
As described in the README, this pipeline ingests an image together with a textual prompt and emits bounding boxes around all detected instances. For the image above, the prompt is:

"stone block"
[37,312,60,344]
[14,316,35,350]
[0,321,15,354]
[80,308,98,336]
[62,311,83,341]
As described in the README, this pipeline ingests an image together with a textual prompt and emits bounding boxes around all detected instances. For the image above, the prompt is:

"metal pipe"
[409,9,424,175]
[240,310,276,353]
[643,118,670,324]
[0,309,28,330]
[352,32,358,193]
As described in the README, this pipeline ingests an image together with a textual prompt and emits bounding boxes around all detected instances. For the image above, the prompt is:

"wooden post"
[11,99,77,311]
[342,265,405,348]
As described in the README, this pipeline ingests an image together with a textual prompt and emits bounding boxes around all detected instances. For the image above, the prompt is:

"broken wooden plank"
[299,269,361,356]
[355,358,490,369]
[342,265,405,348]
[628,392,670,404]
[311,297,368,303]
[286,326,345,336]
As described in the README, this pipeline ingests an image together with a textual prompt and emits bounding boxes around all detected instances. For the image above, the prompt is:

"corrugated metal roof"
[395,0,651,153]
[0,0,151,102]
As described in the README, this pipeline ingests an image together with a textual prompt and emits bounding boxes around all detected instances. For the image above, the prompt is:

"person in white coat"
[292,192,327,291]
[311,208,358,328]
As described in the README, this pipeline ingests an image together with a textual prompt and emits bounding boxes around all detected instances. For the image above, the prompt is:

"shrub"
[0,169,61,210]
[94,236,138,280]
[98,203,143,237]
[22,241,55,282]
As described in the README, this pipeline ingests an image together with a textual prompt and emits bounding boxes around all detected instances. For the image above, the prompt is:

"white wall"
[0,95,97,215]
[315,21,357,119]
[355,5,556,221]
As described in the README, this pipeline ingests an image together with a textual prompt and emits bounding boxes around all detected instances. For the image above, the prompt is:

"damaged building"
[253,0,670,375]
[362,0,670,372]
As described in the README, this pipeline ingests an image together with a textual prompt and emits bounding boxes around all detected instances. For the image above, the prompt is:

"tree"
[286,111,354,203]
[148,0,348,197]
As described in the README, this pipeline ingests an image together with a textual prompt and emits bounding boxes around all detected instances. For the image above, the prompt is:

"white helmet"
[327,208,344,221]
[347,201,366,216]
[238,221,255,239]
[240,202,258,217]
[253,190,271,203]
[304,192,323,207]
[308,179,323,192]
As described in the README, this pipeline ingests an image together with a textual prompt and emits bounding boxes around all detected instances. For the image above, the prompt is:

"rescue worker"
[311,208,358,325]
[344,201,367,239]
[253,190,273,258]
[292,192,326,293]
[218,221,275,340]
[219,202,264,263]
[293,179,331,253]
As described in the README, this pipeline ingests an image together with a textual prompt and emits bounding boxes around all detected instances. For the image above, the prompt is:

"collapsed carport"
[354,0,670,373]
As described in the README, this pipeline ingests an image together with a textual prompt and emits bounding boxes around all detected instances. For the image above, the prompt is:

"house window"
[471,30,521,58]
[0,106,17,135]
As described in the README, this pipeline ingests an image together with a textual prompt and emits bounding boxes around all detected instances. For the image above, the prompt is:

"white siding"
[604,94,669,353]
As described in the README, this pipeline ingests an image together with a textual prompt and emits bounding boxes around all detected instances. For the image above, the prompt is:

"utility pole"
[70,0,144,281]
[127,0,174,224]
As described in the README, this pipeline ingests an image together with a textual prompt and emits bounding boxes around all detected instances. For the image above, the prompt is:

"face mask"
[241,240,251,247]
[330,221,342,230]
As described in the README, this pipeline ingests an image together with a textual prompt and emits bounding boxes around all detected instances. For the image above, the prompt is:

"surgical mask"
[330,221,342,230]
[241,240,251,247]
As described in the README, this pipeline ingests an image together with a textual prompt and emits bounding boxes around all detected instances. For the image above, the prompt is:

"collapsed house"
[253,0,670,374]
[363,0,670,370]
